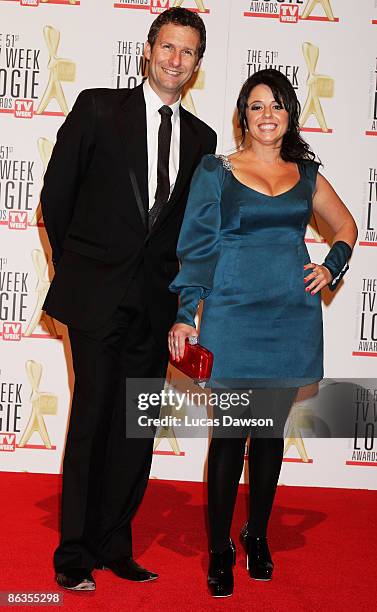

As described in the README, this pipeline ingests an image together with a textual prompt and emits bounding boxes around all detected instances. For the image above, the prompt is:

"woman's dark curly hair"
[237,69,316,162]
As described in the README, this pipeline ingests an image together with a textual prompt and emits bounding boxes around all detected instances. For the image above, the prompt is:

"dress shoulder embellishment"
[215,154,233,172]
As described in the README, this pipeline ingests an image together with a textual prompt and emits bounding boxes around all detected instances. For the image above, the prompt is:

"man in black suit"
[41,7,216,591]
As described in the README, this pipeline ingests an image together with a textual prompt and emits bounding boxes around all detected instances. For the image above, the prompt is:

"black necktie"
[149,105,173,230]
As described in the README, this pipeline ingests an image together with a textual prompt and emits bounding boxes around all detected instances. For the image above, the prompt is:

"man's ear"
[194,58,202,73]
[145,41,151,61]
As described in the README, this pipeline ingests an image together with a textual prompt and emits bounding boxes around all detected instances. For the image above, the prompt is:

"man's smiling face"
[145,23,201,104]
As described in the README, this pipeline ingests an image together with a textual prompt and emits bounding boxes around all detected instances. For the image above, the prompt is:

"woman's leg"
[248,437,285,537]
[247,388,297,537]
[208,435,247,552]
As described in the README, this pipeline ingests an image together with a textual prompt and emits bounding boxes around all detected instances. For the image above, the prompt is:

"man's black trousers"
[54,271,169,572]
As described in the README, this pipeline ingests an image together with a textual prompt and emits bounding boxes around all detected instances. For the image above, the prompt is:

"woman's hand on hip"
[168,323,198,362]
[304,263,332,295]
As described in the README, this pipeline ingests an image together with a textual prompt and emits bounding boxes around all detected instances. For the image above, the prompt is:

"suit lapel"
[149,107,200,234]
[116,85,149,230]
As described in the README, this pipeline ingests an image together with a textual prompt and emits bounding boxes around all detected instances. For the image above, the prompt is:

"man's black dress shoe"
[207,539,236,598]
[55,569,96,591]
[96,557,158,582]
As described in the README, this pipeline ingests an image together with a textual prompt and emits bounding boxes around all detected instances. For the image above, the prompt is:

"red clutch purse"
[170,337,213,383]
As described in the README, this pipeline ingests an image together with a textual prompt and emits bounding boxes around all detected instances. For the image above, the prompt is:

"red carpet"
[0,473,375,611]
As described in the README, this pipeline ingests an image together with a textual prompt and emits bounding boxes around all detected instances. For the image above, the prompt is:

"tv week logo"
[8,212,28,230]
[0,433,16,452]
[19,0,79,6]
[150,0,169,13]
[2,322,22,341]
[14,100,34,119]
[280,5,299,23]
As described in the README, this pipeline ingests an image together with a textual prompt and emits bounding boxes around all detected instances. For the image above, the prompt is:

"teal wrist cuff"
[322,241,352,291]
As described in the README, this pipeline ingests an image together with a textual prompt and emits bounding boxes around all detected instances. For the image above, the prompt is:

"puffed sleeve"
[169,154,224,328]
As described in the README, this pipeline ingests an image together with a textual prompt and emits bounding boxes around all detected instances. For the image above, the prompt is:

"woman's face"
[245,83,289,147]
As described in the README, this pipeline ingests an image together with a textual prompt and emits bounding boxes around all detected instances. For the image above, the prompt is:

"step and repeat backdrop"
[0,0,376,489]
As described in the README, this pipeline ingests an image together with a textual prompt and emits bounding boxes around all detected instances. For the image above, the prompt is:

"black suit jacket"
[41,85,216,342]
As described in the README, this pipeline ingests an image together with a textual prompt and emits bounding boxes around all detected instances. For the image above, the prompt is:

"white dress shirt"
[143,79,181,211]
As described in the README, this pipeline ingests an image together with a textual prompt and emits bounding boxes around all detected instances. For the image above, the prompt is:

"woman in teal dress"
[168,69,357,597]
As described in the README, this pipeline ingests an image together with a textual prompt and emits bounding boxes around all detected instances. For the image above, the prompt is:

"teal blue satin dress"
[169,154,323,388]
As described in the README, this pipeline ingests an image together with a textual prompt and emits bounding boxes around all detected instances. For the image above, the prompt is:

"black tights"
[208,388,297,552]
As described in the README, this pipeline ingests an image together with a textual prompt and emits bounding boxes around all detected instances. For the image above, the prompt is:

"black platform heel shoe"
[240,522,274,581]
[246,536,274,581]
[207,539,236,598]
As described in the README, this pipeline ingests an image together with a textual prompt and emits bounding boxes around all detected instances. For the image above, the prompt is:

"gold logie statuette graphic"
[182,70,205,117]
[24,249,58,338]
[173,0,207,12]
[301,0,335,21]
[18,360,58,449]
[154,379,182,455]
[36,26,76,117]
[30,137,54,226]
[284,405,310,462]
[299,42,334,133]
